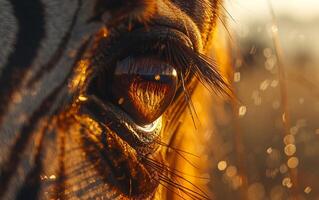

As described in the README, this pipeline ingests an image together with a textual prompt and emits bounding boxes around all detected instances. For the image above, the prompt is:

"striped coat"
[0,0,227,199]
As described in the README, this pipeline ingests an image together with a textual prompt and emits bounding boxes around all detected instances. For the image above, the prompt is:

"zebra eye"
[109,56,178,126]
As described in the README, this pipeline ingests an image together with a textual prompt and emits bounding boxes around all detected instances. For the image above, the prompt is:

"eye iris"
[129,77,170,120]
[111,57,178,126]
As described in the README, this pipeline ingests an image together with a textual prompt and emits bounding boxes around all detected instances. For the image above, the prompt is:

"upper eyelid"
[89,26,228,97]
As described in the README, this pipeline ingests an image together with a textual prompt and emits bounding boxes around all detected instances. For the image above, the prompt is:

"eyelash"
[90,30,230,97]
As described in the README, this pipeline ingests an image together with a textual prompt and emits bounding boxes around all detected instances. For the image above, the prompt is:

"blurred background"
[207,0,319,199]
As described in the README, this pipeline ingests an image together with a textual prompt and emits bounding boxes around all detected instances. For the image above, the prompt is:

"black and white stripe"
[0,0,105,199]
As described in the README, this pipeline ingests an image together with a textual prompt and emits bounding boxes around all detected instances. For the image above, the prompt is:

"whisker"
[158,175,209,200]
[217,14,235,45]
[175,150,200,169]
[157,165,205,200]
[143,153,211,180]
[155,140,200,158]
[143,159,204,200]
[218,1,236,24]
[168,39,232,97]
[158,177,199,200]
[142,157,210,199]
[181,72,199,129]
[158,180,188,200]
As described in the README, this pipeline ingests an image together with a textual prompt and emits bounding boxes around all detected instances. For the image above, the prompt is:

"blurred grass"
[207,1,319,200]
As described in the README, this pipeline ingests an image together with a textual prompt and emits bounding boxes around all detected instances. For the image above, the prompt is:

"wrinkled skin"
[0,0,223,199]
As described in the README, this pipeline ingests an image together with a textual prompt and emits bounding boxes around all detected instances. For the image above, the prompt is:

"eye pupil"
[110,57,178,126]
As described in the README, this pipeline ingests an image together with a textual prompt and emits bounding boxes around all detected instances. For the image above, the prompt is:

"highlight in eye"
[109,56,178,126]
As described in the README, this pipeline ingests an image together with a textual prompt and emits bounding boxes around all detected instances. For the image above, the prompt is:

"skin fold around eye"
[110,56,178,126]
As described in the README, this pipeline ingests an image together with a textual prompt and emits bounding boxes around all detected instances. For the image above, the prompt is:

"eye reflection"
[109,56,178,126]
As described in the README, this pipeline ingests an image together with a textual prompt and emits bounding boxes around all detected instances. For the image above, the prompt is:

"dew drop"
[304,186,312,194]
[239,106,247,117]
[284,144,296,156]
[226,166,237,178]
[282,177,293,188]
[287,157,299,169]
[218,161,227,171]
[267,147,273,154]
[284,135,295,145]
[234,72,241,82]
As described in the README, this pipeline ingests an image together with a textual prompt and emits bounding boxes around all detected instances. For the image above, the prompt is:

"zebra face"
[0,0,226,199]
